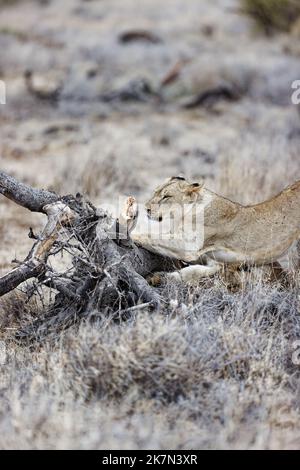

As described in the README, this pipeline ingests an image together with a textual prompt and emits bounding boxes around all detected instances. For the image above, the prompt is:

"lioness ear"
[185,182,203,196]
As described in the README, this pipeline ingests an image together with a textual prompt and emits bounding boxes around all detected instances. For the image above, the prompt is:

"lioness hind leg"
[268,261,286,283]
[267,260,298,286]
[296,240,300,270]
[272,240,300,281]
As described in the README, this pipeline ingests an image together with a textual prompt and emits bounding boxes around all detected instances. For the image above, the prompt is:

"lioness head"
[145,176,203,221]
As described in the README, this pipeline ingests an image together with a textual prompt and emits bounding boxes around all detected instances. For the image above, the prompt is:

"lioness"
[128,176,300,282]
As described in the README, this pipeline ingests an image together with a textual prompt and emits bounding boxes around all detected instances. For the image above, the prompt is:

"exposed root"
[0,172,174,341]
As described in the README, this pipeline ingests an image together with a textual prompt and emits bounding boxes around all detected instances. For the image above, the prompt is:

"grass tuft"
[241,0,300,34]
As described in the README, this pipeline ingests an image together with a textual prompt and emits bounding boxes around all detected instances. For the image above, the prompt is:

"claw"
[120,196,139,235]
[147,272,163,287]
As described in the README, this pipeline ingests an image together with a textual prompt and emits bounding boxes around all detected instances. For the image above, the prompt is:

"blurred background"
[0,0,300,269]
[1,1,300,450]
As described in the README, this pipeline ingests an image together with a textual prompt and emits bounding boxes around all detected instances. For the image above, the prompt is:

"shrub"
[241,0,300,34]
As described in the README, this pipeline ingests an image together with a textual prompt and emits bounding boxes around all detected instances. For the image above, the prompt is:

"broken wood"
[0,201,75,297]
[118,30,162,44]
[0,171,58,213]
[0,171,176,339]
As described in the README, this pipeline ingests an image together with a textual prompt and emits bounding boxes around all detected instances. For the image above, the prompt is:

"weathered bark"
[0,172,176,339]
[0,262,43,298]
[0,171,59,213]
[0,201,75,296]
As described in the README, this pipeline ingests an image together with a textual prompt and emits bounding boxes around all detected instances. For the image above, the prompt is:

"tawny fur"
[129,177,300,282]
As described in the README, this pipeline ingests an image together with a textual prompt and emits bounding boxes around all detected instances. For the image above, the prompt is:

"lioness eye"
[162,195,170,201]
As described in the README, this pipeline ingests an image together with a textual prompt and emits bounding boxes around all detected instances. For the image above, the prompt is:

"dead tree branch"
[0,172,177,339]
[0,171,59,213]
[0,202,76,296]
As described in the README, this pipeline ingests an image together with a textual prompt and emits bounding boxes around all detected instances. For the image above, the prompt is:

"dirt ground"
[0,0,300,449]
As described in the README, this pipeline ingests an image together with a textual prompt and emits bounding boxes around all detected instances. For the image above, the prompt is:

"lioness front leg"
[167,261,222,283]
[149,260,222,285]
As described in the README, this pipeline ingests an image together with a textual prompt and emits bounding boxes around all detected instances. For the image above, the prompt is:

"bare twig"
[0,202,76,296]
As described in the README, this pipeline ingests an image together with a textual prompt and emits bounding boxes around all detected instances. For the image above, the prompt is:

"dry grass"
[241,0,300,34]
[0,0,300,450]
[217,130,300,204]
[2,136,299,448]
[0,277,300,449]
[0,0,20,6]
[53,146,144,200]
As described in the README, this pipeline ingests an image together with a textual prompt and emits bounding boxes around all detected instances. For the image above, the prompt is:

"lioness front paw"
[147,272,164,286]
[120,196,139,235]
